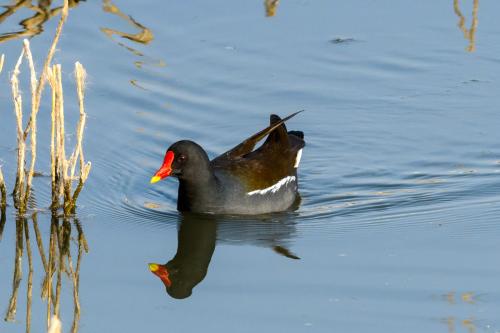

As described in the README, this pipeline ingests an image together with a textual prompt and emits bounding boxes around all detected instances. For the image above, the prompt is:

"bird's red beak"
[149,263,172,287]
[151,151,175,184]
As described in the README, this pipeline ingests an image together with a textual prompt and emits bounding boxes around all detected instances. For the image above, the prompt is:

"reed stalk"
[0,55,5,209]
[0,48,5,229]
[4,0,90,215]
[1,2,90,331]
[11,50,26,210]
[47,61,91,215]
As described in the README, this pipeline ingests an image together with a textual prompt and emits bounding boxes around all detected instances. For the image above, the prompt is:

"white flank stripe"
[294,149,303,168]
[247,176,296,196]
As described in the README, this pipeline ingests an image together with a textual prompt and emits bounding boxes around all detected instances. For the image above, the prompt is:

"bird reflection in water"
[149,212,299,299]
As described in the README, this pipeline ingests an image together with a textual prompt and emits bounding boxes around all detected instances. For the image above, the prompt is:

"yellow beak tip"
[150,176,161,184]
[149,263,159,272]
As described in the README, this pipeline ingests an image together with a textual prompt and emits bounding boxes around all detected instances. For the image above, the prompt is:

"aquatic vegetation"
[3,3,91,215]
[1,1,90,332]
[0,54,6,210]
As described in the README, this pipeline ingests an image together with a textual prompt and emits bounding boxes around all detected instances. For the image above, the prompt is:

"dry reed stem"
[14,0,69,211]
[70,62,86,178]
[50,69,57,207]
[23,39,39,207]
[6,0,89,214]
[48,64,67,207]
[11,50,26,207]
[47,66,61,207]
[22,0,68,140]
[69,62,91,212]
[0,58,4,209]
[46,61,91,214]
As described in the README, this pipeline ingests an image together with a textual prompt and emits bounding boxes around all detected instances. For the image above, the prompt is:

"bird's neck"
[177,171,218,212]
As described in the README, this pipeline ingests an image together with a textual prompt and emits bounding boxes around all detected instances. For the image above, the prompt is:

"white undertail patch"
[294,149,303,168]
[247,176,296,196]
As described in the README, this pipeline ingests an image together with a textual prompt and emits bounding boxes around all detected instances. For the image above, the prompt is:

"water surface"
[1,1,500,332]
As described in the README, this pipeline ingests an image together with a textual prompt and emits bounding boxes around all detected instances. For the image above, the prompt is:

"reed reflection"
[264,0,280,17]
[0,0,83,43]
[2,213,88,333]
[101,0,153,45]
[440,291,478,333]
[149,213,299,299]
[453,0,479,52]
[0,0,154,47]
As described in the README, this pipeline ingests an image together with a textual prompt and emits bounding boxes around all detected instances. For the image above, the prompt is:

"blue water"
[1,0,500,332]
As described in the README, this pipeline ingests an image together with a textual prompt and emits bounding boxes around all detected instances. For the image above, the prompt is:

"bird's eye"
[178,155,186,162]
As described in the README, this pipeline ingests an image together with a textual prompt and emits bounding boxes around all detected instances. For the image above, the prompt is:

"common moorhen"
[150,112,305,214]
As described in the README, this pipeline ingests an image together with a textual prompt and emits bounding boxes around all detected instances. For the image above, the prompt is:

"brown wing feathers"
[211,111,304,192]
[211,110,303,164]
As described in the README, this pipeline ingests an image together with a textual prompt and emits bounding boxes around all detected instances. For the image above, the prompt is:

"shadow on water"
[0,207,88,333]
[148,211,299,299]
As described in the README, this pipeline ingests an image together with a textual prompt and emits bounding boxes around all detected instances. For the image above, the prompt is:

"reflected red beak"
[149,263,172,287]
[151,151,175,184]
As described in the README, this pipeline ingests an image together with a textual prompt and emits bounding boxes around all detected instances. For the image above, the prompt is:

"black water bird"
[150,112,305,214]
